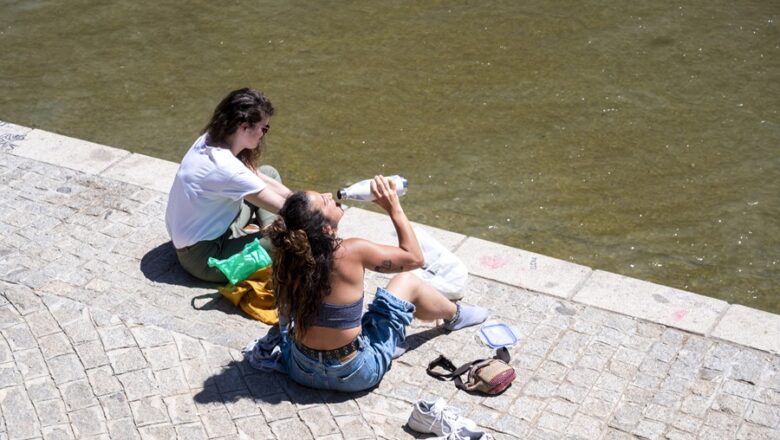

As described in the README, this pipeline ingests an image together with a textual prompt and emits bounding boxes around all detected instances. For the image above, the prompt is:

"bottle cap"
[337,189,346,200]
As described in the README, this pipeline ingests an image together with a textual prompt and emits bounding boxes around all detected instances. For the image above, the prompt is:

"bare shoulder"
[339,237,373,255]
[330,238,368,301]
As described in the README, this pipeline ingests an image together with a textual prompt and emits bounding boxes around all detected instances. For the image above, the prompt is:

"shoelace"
[431,401,467,434]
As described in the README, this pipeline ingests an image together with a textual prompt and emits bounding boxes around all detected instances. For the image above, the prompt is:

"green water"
[1,1,778,312]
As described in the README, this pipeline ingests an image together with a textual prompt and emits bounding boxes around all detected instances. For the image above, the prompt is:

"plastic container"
[477,322,519,349]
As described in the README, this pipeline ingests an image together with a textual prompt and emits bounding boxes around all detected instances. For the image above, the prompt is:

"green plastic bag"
[207,239,272,285]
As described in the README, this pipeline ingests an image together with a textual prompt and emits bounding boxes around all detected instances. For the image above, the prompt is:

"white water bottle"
[337,175,408,201]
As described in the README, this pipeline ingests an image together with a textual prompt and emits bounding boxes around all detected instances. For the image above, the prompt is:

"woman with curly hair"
[266,175,489,392]
[165,88,293,282]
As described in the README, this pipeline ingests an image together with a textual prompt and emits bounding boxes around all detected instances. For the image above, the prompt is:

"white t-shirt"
[165,134,266,249]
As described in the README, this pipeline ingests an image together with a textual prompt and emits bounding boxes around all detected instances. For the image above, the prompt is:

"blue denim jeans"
[284,287,415,392]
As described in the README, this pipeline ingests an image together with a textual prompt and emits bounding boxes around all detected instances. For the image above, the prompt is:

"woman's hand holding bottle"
[370,175,402,215]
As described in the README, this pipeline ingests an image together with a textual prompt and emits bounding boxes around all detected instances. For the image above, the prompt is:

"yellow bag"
[219,266,278,325]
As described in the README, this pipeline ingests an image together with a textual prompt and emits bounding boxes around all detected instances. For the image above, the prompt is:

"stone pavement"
[0,125,779,439]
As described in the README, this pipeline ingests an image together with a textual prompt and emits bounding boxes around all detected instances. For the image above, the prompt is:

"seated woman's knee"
[386,272,420,300]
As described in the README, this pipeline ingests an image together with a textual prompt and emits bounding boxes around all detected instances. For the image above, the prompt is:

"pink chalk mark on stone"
[479,255,511,269]
[672,309,688,321]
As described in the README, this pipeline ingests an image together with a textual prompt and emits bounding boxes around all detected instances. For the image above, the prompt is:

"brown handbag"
[426,347,516,395]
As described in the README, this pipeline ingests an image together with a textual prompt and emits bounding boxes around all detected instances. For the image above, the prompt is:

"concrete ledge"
[0,121,33,150]
[10,128,130,174]
[101,153,179,193]
[455,236,592,299]
[573,270,729,335]
[712,305,780,354]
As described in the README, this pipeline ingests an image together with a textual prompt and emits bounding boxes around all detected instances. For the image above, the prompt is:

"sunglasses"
[261,124,270,134]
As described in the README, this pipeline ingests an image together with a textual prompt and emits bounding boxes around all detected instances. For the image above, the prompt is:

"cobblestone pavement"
[0,151,779,439]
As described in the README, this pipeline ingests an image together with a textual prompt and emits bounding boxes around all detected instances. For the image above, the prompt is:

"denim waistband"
[294,338,361,362]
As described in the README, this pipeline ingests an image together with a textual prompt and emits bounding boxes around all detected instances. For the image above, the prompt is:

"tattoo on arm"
[374,260,399,273]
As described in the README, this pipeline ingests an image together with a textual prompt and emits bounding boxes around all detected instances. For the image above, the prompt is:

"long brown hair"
[267,192,341,339]
[203,88,274,170]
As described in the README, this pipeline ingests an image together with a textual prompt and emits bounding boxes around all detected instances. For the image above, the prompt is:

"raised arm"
[347,175,423,273]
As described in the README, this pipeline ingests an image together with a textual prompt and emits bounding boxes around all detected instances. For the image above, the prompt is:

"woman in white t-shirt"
[165,88,293,282]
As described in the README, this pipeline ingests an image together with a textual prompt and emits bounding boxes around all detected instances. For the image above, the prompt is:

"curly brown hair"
[203,88,274,170]
[266,192,341,340]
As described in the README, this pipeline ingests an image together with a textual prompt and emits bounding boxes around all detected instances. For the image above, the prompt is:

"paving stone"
[191,386,225,415]
[736,423,778,440]
[2,323,37,351]
[630,418,666,439]
[746,401,780,428]
[100,392,133,421]
[61,315,99,344]
[152,366,189,397]
[0,362,22,388]
[106,418,141,440]
[244,373,286,399]
[26,376,60,402]
[0,304,24,329]
[665,429,696,440]
[41,424,76,440]
[163,394,199,424]
[181,358,215,389]
[525,378,559,399]
[116,369,159,400]
[44,296,85,327]
[173,422,208,440]
[107,347,148,374]
[536,411,569,432]
[98,326,137,351]
[579,397,613,419]
[200,407,238,437]
[566,413,604,439]
[48,353,86,384]
[87,366,123,396]
[610,402,643,430]
[69,404,107,437]
[643,403,673,423]
[299,405,340,437]
[13,348,47,380]
[335,414,375,438]
[3,284,45,315]
[61,379,98,411]
[130,396,169,427]
[670,413,702,433]
[0,385,40,439]
[202,340,234,368]
[213,364,247,394]
[129,326,174,349]
[492,414,532,438]
[25,309,61,337]
[141,345,179,371]
[136,423,176,440]
[260,395,298,422]
[34,398,69,426]
[74,340,109,369]
[0,336,11,364]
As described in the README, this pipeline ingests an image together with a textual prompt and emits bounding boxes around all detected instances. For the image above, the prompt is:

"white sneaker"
[407,398,484,437]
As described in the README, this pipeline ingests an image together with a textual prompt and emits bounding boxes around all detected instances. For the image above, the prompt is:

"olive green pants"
[175,165,280,283]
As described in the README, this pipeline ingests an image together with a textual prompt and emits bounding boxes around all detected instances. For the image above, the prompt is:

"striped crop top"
[313,296,364,329]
